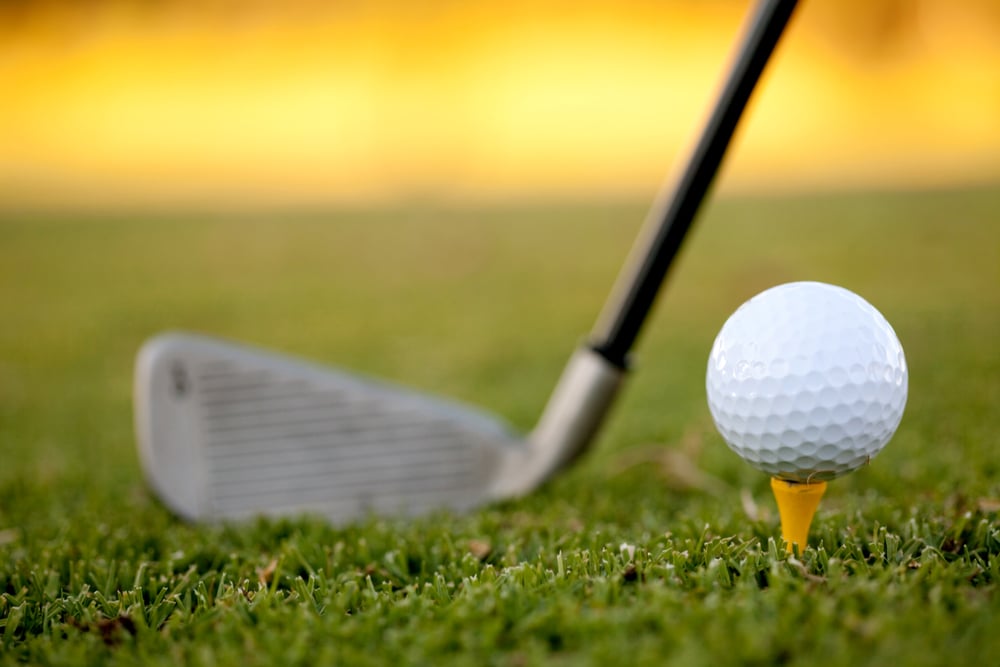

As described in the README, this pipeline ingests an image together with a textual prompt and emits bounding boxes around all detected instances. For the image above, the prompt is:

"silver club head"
[135,333,529,523]
[135,333,622,524]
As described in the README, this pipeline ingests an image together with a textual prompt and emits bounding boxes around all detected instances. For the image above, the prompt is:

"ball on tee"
[706,281,907,482]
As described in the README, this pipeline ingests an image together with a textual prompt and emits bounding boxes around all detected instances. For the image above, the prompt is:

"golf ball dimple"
[706,281,907,482]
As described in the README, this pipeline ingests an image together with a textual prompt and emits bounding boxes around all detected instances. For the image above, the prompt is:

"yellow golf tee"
[770,477,827,553]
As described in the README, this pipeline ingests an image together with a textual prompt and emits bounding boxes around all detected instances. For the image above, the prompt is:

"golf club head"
[135,333,529,524]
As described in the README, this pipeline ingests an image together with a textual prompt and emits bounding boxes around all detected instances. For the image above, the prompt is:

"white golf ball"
[706,281,907,482]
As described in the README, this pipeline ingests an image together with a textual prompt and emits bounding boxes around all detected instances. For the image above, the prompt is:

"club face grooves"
[135,334,520,523]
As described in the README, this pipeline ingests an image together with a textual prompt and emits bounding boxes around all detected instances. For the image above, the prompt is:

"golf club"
[135,0,799,524]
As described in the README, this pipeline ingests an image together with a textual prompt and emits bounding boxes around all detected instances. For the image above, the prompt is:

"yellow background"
[2,0,998,209]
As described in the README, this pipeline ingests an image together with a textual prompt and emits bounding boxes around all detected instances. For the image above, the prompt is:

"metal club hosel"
[490,346,625,498]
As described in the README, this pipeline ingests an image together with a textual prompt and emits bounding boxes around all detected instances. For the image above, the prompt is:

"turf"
[1,187,999,665]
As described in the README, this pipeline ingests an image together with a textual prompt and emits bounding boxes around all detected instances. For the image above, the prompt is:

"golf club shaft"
[526,0,799,482]
[591,0,799,369]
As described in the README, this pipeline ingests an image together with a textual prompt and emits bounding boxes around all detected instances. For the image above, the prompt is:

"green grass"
[2,187,999,665]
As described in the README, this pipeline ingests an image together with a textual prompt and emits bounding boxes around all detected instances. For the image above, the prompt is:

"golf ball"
[706,281,907,481]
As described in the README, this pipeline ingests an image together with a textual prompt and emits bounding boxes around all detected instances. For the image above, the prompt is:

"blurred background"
[2,0,999,211]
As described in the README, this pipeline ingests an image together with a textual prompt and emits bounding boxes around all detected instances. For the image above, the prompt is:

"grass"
[1,186,999,665]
